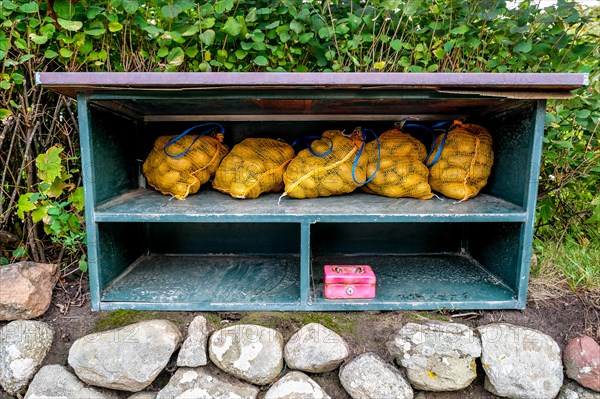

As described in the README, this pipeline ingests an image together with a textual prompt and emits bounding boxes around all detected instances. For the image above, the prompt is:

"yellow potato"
[166,156,192,171]
[323,174,346,191]
[158,171,181,186]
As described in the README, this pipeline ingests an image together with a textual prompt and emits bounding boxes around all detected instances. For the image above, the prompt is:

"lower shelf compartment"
[102,254,301,307]
[310,254,517,310]
[99,253,518,311]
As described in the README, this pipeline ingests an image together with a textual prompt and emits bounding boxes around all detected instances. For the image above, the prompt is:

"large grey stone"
[0,261,58,320]
[209,324,283,385]
[264,371,331,399]
[339,352,413,399]
[478,323,563,399]
[24,365,118,399]
[387,320,481,391]
[559,380,600,399]
[68,320,182,392]
[177,315,209,367]
[284,323,349,373]
[156,367,259,399]
[0,320,53,395]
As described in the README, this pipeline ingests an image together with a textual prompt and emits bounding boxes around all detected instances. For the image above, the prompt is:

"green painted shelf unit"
[38,72,587,311]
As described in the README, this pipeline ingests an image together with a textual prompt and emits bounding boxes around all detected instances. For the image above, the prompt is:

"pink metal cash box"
[324,265,376,299]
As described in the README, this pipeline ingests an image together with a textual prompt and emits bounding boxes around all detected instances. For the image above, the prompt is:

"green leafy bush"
[16,145,87,271]
[0,0,598,277]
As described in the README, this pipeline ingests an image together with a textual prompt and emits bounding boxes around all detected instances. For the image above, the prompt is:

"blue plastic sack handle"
[403,122,436,163]
[352,128,380,185]
[163,123,225,159]
[425,121,452,168]
[291,135,334,157]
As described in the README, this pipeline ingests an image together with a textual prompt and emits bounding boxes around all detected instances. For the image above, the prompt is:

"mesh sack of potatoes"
[282,129,369,199]
[427,121,494,201]
[212,138,295,199]
[142,124,229,199]
[362,128,433,199]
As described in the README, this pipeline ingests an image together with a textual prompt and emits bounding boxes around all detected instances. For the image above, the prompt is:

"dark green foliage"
[0,0,598,270]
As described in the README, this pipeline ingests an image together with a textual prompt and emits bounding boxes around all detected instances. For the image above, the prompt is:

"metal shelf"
[95,188,527,223]
[98,253,516,311]
[309,254,516,310]
[101,254,301,309]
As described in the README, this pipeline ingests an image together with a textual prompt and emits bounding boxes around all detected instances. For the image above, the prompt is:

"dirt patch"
[1,280,598,398]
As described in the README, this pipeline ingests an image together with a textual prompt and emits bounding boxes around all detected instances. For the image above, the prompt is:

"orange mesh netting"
[427,121,494,201]
[213,138,295,199]
[142,124,229,199]
[363,128,433,199]
[283,129,368,199]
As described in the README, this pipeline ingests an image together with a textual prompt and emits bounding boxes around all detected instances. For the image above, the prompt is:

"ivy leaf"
[44,49,59,58]
[223,17,243,36]
[20,2,39,13]
[404,0,422,16]
[36,146,64,184]
[108,22,123,32]
[161,5,182,20]
[19,54,34,64]
[17,193,36,220]
[85,28,106,36]
[31,204,50,223]
[167,47,185,66]
[30,33,49,45]
[186,46,198,58]
[347,13,361,31]
[2,1,18,11]
[182,24,199,37]
[390,39,402,51]
[575,109,591,119]
[144,25,162,38]
[450,26,469,35]
[79,256,88,272]
[122,0,139,14]
[318,27,333,39]
[157,47,168,57]
[245,8,257,22]
[178,0,195,11]
[69,187,85,211]
[199,30,215,46]
[53,0,76,19]
[59,47,74,57]
[250,29,265,42]
[253,55,268,66]
[444,41,455,52]
[40,24,56,36]
[12,246,27,259]
[42,176,65,198]
[265,21,279,30]
[201,18,215,29]
[57,18,83,32]
[514,41,532,53]
[373,61,386,70]
[290,20,303,34]
[298,32,313,44]
[12,73,24,84]
[86,6,104,19]
[0,108,12,121]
